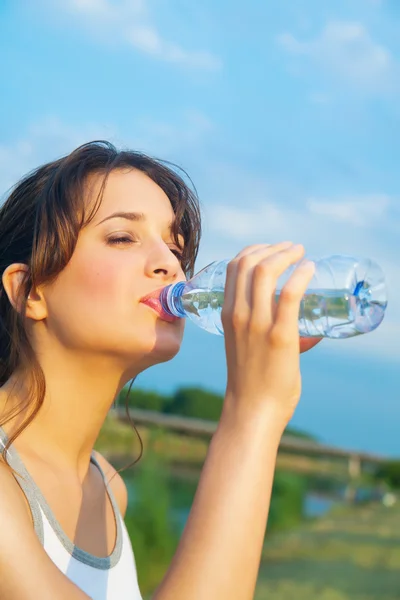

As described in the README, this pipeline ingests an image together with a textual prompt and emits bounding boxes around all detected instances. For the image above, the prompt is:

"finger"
[223,242,293,324]
[233,242,292,261]
[272,260,316,344]
[249,244,306,330]
[234,242,295,321]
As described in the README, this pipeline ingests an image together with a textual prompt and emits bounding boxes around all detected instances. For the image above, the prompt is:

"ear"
[2,264,47,321]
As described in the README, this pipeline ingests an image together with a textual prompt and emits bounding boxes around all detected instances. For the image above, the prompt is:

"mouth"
[140,290,181,324]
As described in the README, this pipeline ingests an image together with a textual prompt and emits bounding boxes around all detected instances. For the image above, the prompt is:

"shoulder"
[92,451,129,518]
[0,460,93,598]
[0,458,34,527]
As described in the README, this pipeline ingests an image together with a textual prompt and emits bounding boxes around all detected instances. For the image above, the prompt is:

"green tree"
[168,387,224,421]
[284,425,318,442]
[119,385,316,442]
[120,388,172,413]
[374,460,400,489]
[268,471,308,531]
[123,432,180,595]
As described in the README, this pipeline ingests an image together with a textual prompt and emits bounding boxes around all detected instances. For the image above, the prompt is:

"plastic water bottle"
[160,255,387,338]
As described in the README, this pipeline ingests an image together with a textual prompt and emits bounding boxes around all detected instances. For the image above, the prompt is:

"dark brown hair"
[0,140,202,470]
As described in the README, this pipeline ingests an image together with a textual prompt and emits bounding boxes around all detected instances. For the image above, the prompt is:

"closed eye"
[107,235,183,261]
[106,235,136,246]
[170,248,184,261]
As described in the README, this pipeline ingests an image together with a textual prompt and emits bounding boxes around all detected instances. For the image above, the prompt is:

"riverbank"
[96,413,398,598]
[135,496,400,599]
[256,501,400,599]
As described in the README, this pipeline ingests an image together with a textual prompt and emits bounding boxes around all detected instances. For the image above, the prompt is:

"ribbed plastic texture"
[160,255,387,338]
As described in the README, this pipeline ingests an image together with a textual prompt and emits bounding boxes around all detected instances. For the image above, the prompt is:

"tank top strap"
[0,425,44,544]
[0,426,123,564]
[90,452,122,521]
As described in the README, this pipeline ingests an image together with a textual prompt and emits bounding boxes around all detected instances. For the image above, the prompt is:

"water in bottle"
[160,255,387,338]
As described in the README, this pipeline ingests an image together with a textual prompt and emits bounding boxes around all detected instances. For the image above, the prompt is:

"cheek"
[43,245,185,355]
[66,249,125,303]
[77,265,119,301]
[47,252,126,328]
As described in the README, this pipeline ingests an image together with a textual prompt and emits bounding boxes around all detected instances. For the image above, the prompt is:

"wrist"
[219,392,288,446]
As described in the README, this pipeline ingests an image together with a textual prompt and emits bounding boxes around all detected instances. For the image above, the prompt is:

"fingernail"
[300,259,315,269]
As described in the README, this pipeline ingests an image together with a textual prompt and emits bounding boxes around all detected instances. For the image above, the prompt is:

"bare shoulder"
[0,457,34,527]
[93,450,129,518]
[0,461,91,598]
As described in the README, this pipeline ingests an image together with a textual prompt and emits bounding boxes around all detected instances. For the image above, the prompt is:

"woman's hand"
[221,242,316,429]
[155,243,320,600]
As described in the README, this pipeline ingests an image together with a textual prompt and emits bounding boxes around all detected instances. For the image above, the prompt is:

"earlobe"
[26,288,48,321]
[2,264,47,321]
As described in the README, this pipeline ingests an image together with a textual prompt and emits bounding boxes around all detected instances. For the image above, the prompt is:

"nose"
[145,241,183,283]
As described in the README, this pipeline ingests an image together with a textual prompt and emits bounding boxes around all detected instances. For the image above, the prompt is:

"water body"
[124,468,339,536]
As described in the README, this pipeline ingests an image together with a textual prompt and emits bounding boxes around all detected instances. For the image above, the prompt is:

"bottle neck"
[160,281,187,318]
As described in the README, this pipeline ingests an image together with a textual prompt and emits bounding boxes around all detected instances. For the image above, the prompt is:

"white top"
[0,428,143,600]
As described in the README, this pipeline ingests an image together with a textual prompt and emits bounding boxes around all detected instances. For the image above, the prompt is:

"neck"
[0,350,138,478]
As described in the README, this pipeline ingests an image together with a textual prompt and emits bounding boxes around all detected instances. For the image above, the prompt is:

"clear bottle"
[160,255,388,338]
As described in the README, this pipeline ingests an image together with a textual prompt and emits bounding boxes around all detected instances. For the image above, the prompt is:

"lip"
[140,289,181,324]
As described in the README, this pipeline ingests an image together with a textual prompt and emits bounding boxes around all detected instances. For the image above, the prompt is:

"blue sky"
[1,0,399,455]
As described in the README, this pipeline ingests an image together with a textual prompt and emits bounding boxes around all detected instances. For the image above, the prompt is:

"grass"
[97,413,400,598]
[137,499,400,599]
[255,502,400,599]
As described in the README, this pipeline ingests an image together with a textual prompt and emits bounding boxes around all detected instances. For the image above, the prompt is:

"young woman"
[0,141,320,600]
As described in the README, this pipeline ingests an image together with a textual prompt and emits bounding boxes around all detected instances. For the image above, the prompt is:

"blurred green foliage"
[122,442,400,600]
[123,431,180,596]
[257,501,400,600]
[269,472,308,531]
[123,455,313,597]
[102,385,399,599]
[374,460,400,489]
[119,385,317,440]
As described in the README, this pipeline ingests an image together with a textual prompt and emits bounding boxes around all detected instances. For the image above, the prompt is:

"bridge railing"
[114,407,386,476]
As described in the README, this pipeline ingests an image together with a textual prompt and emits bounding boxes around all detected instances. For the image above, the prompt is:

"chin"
[153,325,184,362]
[132,321,185,366]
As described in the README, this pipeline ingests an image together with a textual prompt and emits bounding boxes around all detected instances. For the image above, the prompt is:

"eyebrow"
[96,210,178,237]
[96,211,146,226]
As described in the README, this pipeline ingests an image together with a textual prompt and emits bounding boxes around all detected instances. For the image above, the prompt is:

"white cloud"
[207,194,393,249]
[0,116,117,197]
[58,0,221,70]
[127,25,220,69]
[1,120,397,363]
[199,173,398,362]
[0,110,213,198]
[209,202,291,241]
[306,194,390,227]
[128,109,214,160]
[278,21,393,88]
[69,0,120,19]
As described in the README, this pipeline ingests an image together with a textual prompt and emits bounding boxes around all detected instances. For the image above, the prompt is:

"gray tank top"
[0,427,143,599]
[0,425,123,568]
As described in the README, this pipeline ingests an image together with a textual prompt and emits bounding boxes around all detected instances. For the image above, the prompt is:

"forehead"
[87,168,175,224]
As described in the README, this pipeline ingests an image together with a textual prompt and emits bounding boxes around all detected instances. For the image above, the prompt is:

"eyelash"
[107,236,184,261]
[107,236,135,246]
[171,249,184,261]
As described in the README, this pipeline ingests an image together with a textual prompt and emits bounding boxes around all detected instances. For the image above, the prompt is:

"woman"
[0,141,320,599]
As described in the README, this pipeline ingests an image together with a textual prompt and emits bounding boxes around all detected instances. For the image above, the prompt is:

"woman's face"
[39,169,187,374]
